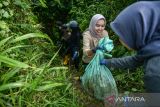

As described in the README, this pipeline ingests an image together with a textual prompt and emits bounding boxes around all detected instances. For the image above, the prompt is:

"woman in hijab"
[82,14,108,66]
[100,1,160,93]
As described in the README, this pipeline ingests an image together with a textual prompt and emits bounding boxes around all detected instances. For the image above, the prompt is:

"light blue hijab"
[89,14,106,38]
[110,1,160,58]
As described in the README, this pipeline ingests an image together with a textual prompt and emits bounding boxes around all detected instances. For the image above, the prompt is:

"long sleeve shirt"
[106,55,144,69]
[82,30,108,63]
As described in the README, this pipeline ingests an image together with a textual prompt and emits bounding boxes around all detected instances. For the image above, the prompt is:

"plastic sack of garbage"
[81,36,118,101]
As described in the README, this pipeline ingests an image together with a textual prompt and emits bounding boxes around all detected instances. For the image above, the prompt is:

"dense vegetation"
[0,0,144,106]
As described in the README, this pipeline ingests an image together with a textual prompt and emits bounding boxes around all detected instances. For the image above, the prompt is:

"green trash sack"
[81,36,118,100]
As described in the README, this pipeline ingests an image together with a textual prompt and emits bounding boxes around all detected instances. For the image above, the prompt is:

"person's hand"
[96,46,104,50]
[92,46,104,53]
[100,59,107,65]
[72,51,78,60]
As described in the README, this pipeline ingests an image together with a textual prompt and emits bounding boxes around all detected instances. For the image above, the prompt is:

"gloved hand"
[92,46,104,53]
[72,51,78,61]
[100,59,107,65]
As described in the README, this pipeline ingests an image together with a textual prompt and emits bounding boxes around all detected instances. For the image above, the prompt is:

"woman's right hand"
[92,46,104,53]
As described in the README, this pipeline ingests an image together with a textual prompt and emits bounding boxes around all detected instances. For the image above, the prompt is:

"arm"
[105,55,144,69]
[83,32,94,57]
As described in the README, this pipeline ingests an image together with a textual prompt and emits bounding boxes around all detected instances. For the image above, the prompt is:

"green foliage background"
[0,0,144,106]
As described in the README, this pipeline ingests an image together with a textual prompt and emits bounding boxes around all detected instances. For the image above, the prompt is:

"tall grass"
[0,28,82,107]
[0,0,83,106]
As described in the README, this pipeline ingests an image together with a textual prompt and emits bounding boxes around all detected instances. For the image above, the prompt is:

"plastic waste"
[81,36,118,102]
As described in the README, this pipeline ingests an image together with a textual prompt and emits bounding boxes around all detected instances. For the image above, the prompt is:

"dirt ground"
[70,67,105,107]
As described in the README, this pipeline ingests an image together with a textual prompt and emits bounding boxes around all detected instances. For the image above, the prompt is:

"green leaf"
[11,33,53,45]
[48,66,68,71]
[39,0,47,8]
[8,9,14,17]
[0,3,3,8]
[47,45,62,67]
[2,1,9,6]
[0,36,12,47]
[3,11,10,18]
[0,54,29,68]
[54,0,61,6]
[1,68,21,83]
[65,83,72,92]
[2,45,32,54]
[36,83,64,91]
[131,88,137,92]
[0,21,8,30]
[0,82,25,91]
[30,52,44,61]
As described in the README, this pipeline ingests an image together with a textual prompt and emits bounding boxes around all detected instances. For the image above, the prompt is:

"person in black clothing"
[67,20,81,70]
[57,20,81,70]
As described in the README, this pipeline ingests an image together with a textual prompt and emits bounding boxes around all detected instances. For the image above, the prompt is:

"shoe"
[63,54,70,65]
